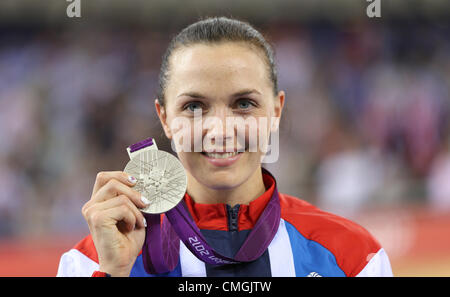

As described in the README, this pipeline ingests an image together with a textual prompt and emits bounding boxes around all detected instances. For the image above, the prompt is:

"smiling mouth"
[200,151,244,159]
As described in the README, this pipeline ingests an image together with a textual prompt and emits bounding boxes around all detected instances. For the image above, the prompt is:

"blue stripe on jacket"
[284,220,346,277]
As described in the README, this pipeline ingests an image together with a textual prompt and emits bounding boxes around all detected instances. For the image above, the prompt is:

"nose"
[203,106,234,149]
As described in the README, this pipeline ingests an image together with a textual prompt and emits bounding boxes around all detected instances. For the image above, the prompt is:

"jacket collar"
[183,168,276,231]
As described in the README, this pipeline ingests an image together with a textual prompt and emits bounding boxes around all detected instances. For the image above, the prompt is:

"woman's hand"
[82,171,150,276]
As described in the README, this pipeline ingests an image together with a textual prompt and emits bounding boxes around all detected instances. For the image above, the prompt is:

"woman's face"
[156,41,284,191]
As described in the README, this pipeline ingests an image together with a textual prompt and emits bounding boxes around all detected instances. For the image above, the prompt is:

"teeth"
[205,152,239,159]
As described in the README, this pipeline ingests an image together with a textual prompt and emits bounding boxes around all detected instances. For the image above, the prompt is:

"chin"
[202,169,244,190]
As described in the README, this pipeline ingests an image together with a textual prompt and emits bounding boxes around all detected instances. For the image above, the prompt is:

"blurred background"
[0,0,449,276]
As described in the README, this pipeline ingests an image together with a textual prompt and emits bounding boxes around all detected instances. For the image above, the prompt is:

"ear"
[154,99,172,139]
[271,90,285,132]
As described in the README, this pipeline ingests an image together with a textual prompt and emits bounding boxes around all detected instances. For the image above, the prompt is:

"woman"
[57,16,393,277]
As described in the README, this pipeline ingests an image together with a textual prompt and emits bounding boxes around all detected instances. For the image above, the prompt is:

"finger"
[86,195,146,229]
[104,204,137,233]
[92,171,138,196]
[93,178,149,209]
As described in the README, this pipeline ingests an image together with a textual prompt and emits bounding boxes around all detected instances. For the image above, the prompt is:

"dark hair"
[157,16,278,106]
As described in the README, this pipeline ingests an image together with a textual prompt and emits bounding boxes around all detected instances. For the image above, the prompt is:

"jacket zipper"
[227,204,240,232]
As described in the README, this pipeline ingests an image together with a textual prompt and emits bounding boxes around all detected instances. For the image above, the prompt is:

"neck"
[186,167,266,207]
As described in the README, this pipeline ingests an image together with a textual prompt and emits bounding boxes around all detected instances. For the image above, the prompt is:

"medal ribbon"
[141,168,281,274]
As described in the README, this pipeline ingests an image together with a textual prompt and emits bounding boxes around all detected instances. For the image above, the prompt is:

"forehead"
[167,42,270,97]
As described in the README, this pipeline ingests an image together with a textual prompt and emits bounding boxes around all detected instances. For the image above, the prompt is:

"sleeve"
[355,248,393,277]
[56,249,100,277]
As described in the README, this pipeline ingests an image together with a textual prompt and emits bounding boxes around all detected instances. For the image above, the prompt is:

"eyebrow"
[177,88,261,99]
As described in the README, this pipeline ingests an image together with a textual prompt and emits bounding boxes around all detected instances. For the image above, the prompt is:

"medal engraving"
[124,150,187,214]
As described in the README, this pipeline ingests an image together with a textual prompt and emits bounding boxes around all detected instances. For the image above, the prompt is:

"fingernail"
[141,195,151,205]
[143,217,147,227]
[128,175,137,184]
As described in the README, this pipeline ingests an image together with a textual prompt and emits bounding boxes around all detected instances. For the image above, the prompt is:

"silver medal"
[124,149,187,214]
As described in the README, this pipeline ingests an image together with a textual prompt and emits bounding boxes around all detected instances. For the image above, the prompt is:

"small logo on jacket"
[307,272,322,277]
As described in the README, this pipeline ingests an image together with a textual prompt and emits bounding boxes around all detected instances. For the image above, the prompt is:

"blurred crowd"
[0,19,449,238]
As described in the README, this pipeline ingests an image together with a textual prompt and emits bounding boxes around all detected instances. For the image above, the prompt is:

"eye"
[235,98,256,110]
[184,101,203,112]
[238,101,250,109]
